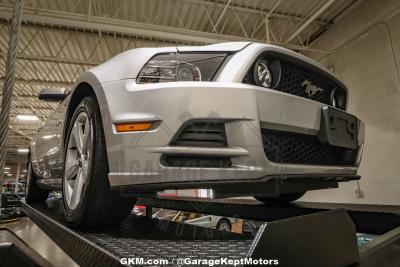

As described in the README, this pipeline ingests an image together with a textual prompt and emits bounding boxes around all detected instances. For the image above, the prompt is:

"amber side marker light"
[115,122,154,132]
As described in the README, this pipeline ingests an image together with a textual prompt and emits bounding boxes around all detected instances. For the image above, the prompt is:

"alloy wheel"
[64,111,93,210]
[217,221,231,232]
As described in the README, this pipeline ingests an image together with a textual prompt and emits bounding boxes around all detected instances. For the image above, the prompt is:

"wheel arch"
[64,82,94,145]
[63,72,111,149]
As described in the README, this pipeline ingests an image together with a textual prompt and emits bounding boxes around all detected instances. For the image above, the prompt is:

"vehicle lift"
[4,196,400,267]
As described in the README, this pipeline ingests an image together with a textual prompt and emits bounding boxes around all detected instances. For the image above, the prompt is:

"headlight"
[177,62,201,81]
[137,53,227,83]
[330,88,347,109]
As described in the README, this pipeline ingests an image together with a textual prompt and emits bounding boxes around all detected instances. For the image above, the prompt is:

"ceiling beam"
[267,0,284,18]
[286,0,336,43]
[0,52,101,66]
[9,125,33,141]
[11,104,55,111]
[0,77,73,87]
[0,3,329,53]
[212,0,233,33]
[182,0,331,25]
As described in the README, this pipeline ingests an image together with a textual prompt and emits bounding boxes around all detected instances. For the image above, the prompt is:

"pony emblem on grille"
[302,80,323,97]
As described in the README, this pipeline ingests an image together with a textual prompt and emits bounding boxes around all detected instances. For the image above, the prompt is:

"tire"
[216,218,231,232]
[25,161,50,203]
[62,95,136,227]
[254,192,306,205]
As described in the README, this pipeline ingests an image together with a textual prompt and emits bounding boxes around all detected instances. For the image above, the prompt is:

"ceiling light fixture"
[42,135,53,139]
[17,148,29,153]
[16,114,39,121]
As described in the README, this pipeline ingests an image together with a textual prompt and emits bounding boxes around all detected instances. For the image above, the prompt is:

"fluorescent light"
[42,135,53,139]
[22,169,27,172]
[3,171,10,174]
[17,148,29,153]
[6,174,12,176]
[4,167,10,170]
[16,114,39,121]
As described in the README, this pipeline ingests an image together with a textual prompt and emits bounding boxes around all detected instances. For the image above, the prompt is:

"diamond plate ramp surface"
[22,201,253,267]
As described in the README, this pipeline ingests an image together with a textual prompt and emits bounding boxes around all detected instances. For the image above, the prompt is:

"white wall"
[301,0,400,205]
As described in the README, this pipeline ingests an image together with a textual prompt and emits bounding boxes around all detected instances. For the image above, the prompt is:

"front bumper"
[97,80,365,187]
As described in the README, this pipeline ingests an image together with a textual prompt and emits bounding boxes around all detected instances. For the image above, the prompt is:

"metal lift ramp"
[21,197,400,267]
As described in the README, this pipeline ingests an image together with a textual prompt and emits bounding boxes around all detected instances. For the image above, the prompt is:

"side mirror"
[38,88,67,102]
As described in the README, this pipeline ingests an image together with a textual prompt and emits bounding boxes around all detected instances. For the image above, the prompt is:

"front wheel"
[254,192,305,205]
[62,95,135,227]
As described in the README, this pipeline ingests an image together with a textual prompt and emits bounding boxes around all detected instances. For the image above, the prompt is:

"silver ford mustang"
[26,42,365,227]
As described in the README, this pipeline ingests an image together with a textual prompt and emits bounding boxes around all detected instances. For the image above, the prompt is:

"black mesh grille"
[171,122,227,147]
[261,129,358,166]
[161,155,232,168]
[242,54,347,109]
[165,122,230,168]
[276,61,333,105]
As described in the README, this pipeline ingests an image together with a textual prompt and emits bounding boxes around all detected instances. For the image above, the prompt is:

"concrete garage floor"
[3,217,78,267]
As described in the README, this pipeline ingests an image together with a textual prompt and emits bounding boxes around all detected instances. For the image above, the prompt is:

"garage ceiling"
[0,0,361,164]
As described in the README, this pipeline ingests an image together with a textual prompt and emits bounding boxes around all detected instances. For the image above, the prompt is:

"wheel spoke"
[72,122,84,153]
[65,163,78,180]
[70,169,85,208]
[260,69,268,76]
[82,118,91,154]
[81,160,89,177]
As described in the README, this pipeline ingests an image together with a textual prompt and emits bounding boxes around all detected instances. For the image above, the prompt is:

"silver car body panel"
[30,42,365,190]
[184,215,238,229]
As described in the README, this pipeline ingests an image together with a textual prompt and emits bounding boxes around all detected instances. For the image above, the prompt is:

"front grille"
[171,122,227,147]
[242,54,347,109]
[261,129,358,166]
[277,61,334,105]
[164,121,231,168]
